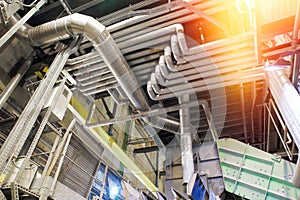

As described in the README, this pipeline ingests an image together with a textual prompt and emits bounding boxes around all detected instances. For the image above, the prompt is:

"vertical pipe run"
[178,94,194,186]
[240,83,248,143]
[292,0,300,50]
[291,0,300,87]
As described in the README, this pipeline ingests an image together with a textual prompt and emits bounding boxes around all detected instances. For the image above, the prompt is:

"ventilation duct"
[27,13,180,145]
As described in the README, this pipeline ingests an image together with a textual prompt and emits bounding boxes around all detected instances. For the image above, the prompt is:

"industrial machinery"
[0,0,299,199]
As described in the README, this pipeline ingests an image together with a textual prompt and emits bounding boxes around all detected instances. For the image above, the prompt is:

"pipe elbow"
[147,81,159,101]
[150,73,161,94]
[170,35,186,64]
[28,13,108,46]
[164,46,177,72]
[155,65,168,86]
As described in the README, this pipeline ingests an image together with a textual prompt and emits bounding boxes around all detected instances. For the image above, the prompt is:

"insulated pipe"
[68,26,252,76]
[113,1,225,42]
[156,55,256,87]
[265,67,300,187]
[147,73,264,101]
[27,14,179,134]
[178,95,194,185]
[74,65,110,78]
[83,83,118,96]
[66,51,100,65]
[78,78,117,92]
[0,52,35,109]
[150,67,264,96]
[79,73,115,86]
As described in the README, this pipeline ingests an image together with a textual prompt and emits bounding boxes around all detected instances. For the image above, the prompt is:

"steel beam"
[134,146,158,154]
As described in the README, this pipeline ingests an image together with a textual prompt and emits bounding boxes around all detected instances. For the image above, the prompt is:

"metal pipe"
[265,67,300,186]
[240,83,248,143]
[78,78,117,92]
[75,67,110,80]
[49,120,75,195]
[0,0,47,47]
[82,83,118,96]
[79,73,115,86]
[178,94,194,185]
[149,67,263,98]
[42,135,60,176]
[291,0,300,50]
[7,14,32,40]
[87,99,202,128]
[291,0,300,87]
[147,72,263,101]
[250,82,257,143]
[0,39,80,177]
[46,119,76,176]
[156,55,256,87]
[59,0,73,15]
[0,52,35,109]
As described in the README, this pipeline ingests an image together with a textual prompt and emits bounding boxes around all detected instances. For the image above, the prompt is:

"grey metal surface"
[58,136,99,197]
[0,51,35,109]
[178,95,194,185]
[14,78,66,184]
[0,0,46,47]
[265,67,300,187]
[195,142,224,196]
[0,39,80,182]
[165,142,224,198]
[27,12,180,137]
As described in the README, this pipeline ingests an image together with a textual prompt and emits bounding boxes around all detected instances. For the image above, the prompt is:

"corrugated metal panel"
[58,136,99,197]
[258,0,298,25]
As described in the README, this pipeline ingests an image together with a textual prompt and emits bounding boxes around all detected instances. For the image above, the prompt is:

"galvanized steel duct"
[27,13,180,135]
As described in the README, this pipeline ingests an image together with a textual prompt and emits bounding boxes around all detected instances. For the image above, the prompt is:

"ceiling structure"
[0,0,299,199]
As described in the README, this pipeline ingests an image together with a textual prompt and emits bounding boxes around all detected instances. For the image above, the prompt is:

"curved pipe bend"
[28,13,180,135]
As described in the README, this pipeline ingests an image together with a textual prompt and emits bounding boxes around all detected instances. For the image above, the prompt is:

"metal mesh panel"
[58,136,99,197]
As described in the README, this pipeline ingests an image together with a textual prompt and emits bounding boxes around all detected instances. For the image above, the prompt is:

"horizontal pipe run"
[148,73,264,100]
[83,83,118,96]
[87,99,206,128]
[150,67,264,96]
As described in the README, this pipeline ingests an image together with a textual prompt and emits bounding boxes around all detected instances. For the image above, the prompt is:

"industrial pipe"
[265,67,300,187]
[179,94,194,185]
[0,0,47,47]
[0,52,35,109]
[28,13,180,135]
